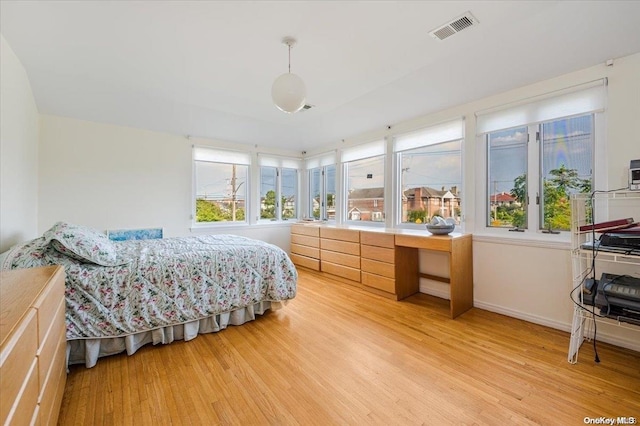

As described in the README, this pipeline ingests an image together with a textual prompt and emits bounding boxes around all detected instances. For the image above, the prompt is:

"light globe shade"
[271,72,306,113]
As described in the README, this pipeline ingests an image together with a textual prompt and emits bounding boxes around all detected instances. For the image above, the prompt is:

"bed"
[1,222,297,368]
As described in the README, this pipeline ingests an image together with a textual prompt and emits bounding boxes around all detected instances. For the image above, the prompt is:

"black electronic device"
[599,232,640,250]
[594,273,640,316]
[631,159,640,191]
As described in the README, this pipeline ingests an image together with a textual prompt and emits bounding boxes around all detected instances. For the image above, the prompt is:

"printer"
[594,272,640,324]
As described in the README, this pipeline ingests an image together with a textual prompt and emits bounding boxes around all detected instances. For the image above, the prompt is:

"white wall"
[36,52,640,352]
[0,35,39,253]
[38,116,295,250]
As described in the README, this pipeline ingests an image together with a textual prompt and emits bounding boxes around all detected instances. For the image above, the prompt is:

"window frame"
[307,164,336,221]
[192,146,251,227]
[393,119,465,230]
[342,140,386,227]
[258,165,299,222]
[476,79,606,240]
[305,151,337,221]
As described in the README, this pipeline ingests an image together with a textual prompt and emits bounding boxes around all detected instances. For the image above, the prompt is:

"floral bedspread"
[2,234,297,339]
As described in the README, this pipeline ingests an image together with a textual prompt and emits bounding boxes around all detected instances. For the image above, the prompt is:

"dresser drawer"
[38,298,65,392]
[360,232,395,248]
[319,228,360,243]
[361,258,395,279]
[291,243,320,259]
[33,273,64,348]
[361,245,395,263]
[291,234,320,248]
[321,250,360,269]
[7,358,39,426]
[320,239,360,256]
[39,335,67,426]
[291,224,320,237]
[0,265,66,426]
[321,262,361,282]
[0,309,38,425]
[290,253,320,271]
[362,272,396,294]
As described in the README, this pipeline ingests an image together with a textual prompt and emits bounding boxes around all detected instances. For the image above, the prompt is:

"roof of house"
[348,188,384,199]
[491,192,517,203]
[404,187,456,199]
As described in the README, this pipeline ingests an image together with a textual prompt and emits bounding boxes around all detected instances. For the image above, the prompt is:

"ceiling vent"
[429,12,478,41]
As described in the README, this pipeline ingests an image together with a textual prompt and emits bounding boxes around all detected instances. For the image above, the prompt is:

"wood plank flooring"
[58,269,640,425]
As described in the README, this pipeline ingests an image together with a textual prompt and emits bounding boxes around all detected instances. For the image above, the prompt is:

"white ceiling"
[2,1,640,152]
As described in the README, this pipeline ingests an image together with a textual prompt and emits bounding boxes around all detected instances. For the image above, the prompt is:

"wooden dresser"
[320,228,361,283]
[290,223,473,318]
[1,265,67,426]
[290,224,320,271]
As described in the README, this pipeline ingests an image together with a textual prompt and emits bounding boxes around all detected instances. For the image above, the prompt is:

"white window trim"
[192,145,251,227]
[392,118,465,230]
[474,79,607,240]
[257,153,302,223]
[342,148,387,228]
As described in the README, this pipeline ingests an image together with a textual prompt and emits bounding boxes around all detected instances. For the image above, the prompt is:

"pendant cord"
[288,44,291,73]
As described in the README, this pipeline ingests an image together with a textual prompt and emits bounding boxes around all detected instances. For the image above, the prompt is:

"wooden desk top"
[294,222,471,252]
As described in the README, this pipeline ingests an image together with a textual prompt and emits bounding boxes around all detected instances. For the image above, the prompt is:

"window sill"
[190,221,294,233]
[473,230,570,250]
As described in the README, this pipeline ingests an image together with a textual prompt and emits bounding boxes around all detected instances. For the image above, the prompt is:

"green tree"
[543,164,591,231]
[196,199,226,222]
[407,209,428,224]
[511,173,527,204]
[262,190,277,219]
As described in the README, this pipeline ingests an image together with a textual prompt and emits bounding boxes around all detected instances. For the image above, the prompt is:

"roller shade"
[476,79,606,135]
[341,139,385,163]
[394,119,464,152]
[304,151,336,169]
[193,146,251,165]
[257,153,302,169]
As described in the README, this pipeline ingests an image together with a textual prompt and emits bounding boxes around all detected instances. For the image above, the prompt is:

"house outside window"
[394,119,464,226]
[342,140,385,224]
[478,80,604,233]
[193,147,249,224]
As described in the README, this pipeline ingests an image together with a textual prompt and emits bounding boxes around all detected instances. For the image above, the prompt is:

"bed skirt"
[67,300,283,368]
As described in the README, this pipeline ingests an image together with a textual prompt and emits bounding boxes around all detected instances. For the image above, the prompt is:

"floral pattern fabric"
[2,234,297,340]
[43,221,125,266]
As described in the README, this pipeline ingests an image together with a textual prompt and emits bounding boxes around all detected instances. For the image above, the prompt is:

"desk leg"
[449,236,474,318]
[395,246,419,299]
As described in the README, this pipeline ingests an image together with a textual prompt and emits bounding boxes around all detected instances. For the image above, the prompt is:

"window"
[394,119,464,226]
[487,127,528,228]
[193,147,249,223]
[478,80,604,233]
[342,140,385,223]
[259,167,298,220]
[306,152,336,220]
[258,154,300,221]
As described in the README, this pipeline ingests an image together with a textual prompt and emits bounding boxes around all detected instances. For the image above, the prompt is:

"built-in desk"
[290,224,473,319]
[393,230,473,319]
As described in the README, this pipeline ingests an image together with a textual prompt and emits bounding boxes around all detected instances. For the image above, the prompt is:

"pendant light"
[271,37,306,114]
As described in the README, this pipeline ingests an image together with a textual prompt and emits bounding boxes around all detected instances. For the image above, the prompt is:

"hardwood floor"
[58,269,640,425]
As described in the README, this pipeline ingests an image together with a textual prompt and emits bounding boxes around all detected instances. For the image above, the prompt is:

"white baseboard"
[471,300,640,353]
